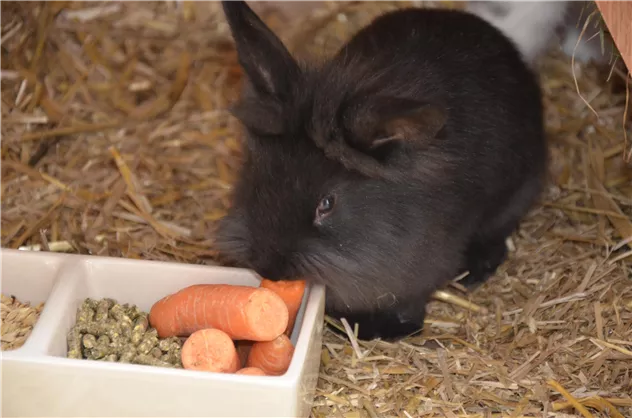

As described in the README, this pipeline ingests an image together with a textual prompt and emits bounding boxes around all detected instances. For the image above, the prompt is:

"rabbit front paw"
[459,236,509,289]
[331,310,424,342]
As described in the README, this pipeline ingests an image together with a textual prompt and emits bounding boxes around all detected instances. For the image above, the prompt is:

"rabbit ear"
[222,1,300,99]
[346,97,447,156]
[316,97,448,181]
[374,99,446,147]
[230,97,285,136]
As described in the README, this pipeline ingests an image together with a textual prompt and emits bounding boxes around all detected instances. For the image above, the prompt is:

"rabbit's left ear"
[222,1,300,100]
[344,96,447,157]
[314,96,448,181]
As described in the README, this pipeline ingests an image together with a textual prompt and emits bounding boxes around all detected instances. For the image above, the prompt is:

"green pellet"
[119,349,136,363]
[131,314,149,345]
[137,334,158,355]
[82,333,97,349]
[134,353,176,368]
[76,300,96,323]
[67,329,83,359]
[95,299,114,322]
[150,347,163,358]
[67,297,183,368]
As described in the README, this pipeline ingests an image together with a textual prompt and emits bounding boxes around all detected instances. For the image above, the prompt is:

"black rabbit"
[214,1,548,341]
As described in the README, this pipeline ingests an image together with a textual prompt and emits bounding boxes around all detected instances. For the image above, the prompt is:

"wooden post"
[595,1,632,72]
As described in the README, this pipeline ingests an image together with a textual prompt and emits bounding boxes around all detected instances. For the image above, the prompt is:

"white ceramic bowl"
[1,248,325,417]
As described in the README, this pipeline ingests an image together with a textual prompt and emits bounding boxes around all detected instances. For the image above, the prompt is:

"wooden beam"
[595,1,632,72]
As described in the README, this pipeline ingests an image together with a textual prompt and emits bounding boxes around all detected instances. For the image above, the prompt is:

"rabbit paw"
[331,310,424,342]
[459,237,509,289]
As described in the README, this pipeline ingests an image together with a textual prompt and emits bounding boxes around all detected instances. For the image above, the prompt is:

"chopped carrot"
[149,284,289,341]
[246,334,295,376]
[236,367,267,376]
[181,328,241,373]
[260,279,306,336]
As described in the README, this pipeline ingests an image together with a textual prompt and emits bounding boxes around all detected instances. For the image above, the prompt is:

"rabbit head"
[214,1,459,319]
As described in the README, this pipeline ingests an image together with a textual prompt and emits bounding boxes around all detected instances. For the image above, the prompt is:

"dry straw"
[1,294,44,351]
[1,1,631,417]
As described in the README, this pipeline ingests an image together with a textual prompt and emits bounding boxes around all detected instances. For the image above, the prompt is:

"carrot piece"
[181,328,241,373]
[246,334,295,376]
[236,367,267,376]
[260,279,306,336]
[149,284,289,341]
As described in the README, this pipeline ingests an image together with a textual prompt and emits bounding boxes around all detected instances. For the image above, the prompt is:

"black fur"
[215,1,548,341]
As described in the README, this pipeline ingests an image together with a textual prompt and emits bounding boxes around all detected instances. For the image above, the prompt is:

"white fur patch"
[466,1,612,66]
[467,1,570,63]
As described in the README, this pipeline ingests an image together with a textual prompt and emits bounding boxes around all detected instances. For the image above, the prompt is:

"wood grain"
[596,1,632,71]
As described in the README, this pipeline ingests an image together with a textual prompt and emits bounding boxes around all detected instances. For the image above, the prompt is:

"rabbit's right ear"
[222,1,300,100]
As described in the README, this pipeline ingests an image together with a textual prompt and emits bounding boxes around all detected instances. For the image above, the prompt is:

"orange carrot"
[236,367,267,376]
[181,328,241,373]
[149,284,289,341]
[246,334,295,376]
[260,279,306,336]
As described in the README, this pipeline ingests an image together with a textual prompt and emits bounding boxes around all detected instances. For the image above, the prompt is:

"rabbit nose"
[254,254,298,281]
[249,246,293,280]
[255,266,282,281]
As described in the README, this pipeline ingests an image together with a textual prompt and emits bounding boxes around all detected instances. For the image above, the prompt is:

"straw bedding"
[1,1,631,417]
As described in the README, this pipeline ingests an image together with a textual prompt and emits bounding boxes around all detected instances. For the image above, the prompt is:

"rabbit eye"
[316,195,335,218]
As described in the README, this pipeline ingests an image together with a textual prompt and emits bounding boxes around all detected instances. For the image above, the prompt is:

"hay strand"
[433,289,487,314]
[547,380,595,418]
